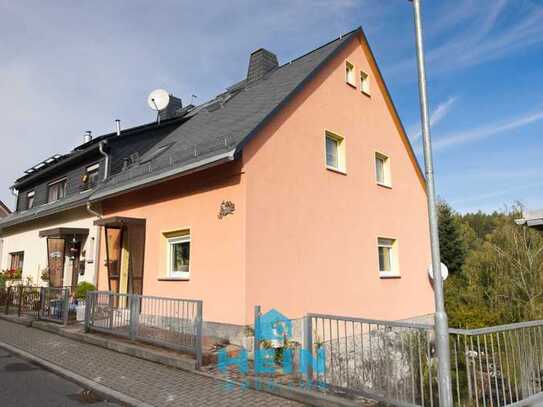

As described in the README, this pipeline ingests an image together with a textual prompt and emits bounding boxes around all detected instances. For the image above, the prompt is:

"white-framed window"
[378,238,399,277]
[47,178,67,203]
[82,163,100,191]
[360,71,370,95]
[325,131,346,173]
[26,191,35,210]
[345,61,355,87]
[375,152,391,187]
[167,233,191,279]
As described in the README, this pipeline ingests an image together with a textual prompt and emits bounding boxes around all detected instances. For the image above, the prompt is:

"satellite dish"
[427,262,449,281]
[147,89,170,111]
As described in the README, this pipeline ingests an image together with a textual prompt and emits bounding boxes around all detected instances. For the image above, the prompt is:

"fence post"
[5,286,12,315]
[62,288,70,326]
[195,301,203,369]
[254,305,261,377]
[108,292,115,329]
[84,292,92,332]
[304,314,313,384]
[17,285,23,317]
[129,294,140,341]
[38,287,45,320]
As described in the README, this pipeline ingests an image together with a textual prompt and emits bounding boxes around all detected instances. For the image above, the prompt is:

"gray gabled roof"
[89,28,362,202]
[0,190,93,229]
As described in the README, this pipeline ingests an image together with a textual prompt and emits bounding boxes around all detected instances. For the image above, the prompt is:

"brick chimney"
[246,48,278,84]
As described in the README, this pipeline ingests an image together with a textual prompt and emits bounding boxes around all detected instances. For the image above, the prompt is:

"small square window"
[166,232,191,279]
[375,153,391,187]
[378,238,399,277]
[9,251,24,271]
[345,61,355,87]
[360,71,370,95]
[48,178,67,203]
[82,163,100,191]
[26,191,35,210]
[325,131,346,173]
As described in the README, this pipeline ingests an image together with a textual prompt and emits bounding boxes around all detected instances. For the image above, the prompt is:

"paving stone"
[0,320,304,406]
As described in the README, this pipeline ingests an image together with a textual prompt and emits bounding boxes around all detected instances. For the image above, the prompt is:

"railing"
[306,313,435,406]
[85,291,203,368]
[0,286,42,317]
[450,321,543,407]
[305,314,543,406]
[38,286,85,325]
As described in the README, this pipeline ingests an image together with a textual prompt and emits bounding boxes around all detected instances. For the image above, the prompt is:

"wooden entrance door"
[47,238,65,288]
[105,226,123,294]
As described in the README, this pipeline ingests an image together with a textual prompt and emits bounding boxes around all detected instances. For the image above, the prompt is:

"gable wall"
[242,34,434,323]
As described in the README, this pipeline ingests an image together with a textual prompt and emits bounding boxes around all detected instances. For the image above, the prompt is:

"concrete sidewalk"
[0,319,303,406]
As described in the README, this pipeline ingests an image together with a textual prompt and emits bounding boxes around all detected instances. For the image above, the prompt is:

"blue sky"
[0,0,541,213]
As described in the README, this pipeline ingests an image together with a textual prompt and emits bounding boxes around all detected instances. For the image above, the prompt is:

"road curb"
[0,340,155,407]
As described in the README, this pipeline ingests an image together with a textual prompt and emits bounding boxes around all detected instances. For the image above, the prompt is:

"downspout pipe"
[98,140,110,181]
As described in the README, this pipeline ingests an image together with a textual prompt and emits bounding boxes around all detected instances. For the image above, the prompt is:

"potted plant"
[73,282,96,321]
[40,268,50,284]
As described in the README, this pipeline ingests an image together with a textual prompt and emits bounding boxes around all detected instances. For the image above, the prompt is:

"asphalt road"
[0,347,119,407]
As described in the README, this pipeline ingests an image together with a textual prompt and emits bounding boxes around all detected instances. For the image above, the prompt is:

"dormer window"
[26,191,35,210]
[82,163,100,191]
[48,178,67,203]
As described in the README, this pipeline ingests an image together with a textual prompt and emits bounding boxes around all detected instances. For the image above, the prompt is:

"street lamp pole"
[410,0,453,405]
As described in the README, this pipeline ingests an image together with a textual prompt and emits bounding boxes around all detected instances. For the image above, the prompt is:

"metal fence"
[305,314,543,407]
[85,291,203,367]
[0,286,41,317]
[450,321,543,407]
[37,286,86,325]
[306,313,436,406]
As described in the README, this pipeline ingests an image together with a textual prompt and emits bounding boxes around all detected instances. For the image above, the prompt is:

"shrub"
[74,282,96,300]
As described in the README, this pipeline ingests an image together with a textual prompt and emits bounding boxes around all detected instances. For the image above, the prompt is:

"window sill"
[326,166,347,175]
[158,277,190,281]
[377,182,392,189]
[361,90,371,98]
[346,81,356,89]
[379,272,401,279]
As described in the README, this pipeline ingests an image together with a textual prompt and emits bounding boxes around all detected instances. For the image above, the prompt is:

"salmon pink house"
[87,27,434,334]
[0,27,434,338]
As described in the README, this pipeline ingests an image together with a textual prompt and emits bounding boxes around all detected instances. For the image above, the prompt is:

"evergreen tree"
[437,201,466,275]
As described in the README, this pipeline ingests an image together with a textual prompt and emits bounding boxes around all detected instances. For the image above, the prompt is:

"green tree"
[437,201,466,275]
[447,216,543,328]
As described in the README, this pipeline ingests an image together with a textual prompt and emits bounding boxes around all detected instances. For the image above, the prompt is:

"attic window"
[47,178,67,203]
[345,61,355,87]
[360,71,370,95]
[26,191,35,210]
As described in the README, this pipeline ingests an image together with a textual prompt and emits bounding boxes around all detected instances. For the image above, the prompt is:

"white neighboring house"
[0,201,11,272]
[516,209,543,231]
[0,206,100,287]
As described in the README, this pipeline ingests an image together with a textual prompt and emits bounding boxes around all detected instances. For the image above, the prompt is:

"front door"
[105,226,123,294]
[104,223,145,296]
[47,238,65,288]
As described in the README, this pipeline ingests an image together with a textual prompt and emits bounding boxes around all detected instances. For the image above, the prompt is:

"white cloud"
[386,0,543,80]
[434,109,543,150]
[410,96,457,141]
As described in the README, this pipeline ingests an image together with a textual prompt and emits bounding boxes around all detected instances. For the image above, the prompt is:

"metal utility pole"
[410,0,453,405]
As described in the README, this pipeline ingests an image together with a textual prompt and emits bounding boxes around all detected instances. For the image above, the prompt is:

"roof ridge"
[283,26,361,66]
